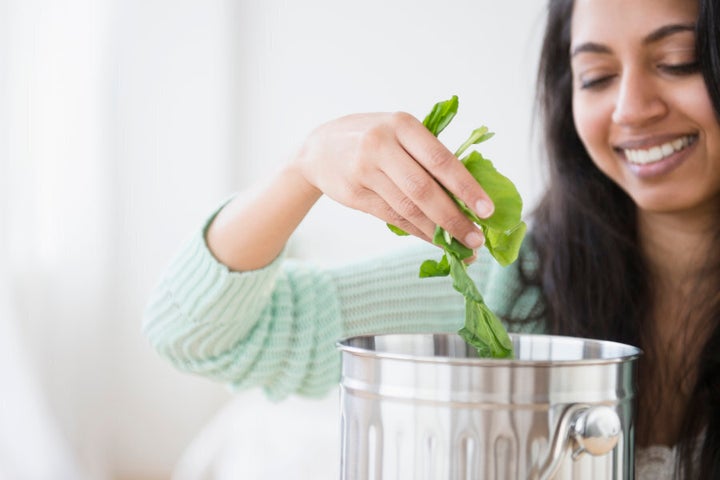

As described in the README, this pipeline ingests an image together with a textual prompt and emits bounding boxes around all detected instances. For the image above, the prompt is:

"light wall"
[2,0,548,478]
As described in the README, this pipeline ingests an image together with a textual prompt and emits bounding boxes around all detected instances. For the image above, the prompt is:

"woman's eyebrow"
[571,23,696,58]
[643,23,696,44]
[571,42,611,58]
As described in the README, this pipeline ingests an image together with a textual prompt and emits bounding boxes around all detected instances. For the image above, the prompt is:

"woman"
[144,0,720,477]
[535,0,720,477]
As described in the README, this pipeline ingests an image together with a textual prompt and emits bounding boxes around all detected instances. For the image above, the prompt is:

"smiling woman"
[535,0,720,477]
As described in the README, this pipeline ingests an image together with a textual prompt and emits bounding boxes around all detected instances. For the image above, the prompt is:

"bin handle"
[530,404,621,480]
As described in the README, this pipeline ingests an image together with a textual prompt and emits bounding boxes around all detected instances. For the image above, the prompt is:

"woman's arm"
[205,163,321,271]
[145,109,501,399]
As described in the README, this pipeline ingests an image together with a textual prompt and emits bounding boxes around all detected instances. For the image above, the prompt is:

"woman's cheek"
[574,97,603,155]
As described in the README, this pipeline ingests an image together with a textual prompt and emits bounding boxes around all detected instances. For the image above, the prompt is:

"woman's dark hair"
[530,0,720,477]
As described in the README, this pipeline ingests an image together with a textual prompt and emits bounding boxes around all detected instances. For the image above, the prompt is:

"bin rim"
[337,332,642,368]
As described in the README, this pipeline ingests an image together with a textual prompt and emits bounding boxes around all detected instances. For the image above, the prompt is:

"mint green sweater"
[143,213,544,401]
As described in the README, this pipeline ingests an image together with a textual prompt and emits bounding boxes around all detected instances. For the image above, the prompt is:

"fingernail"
[475,199,494,218]
[465,231,484,249]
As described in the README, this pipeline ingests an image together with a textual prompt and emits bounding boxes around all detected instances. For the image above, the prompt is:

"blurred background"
[0,0,547,478]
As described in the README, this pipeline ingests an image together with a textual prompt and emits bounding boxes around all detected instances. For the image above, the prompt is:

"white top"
[637,446,677,479]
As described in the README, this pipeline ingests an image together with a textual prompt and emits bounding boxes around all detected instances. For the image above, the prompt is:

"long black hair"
[531,0,720,477]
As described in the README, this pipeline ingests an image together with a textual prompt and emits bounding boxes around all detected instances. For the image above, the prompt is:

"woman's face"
[570,0,720,215]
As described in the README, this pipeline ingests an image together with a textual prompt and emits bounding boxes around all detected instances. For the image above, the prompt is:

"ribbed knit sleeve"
[329,244,493,338]
[329,242,543,338]
[144,211,543,400]
[143,227,344,401]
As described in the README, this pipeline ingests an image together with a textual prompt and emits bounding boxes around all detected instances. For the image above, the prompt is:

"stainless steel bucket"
[337,333,641,480]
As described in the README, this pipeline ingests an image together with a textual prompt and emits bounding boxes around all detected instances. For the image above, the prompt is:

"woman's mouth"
[621,135,697,165]
[615,134,698,178]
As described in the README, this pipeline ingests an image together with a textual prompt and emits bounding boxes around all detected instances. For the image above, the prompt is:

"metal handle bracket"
[530,404,621,480]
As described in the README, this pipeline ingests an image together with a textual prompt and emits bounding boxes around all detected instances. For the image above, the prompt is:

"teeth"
[623,136,693,165]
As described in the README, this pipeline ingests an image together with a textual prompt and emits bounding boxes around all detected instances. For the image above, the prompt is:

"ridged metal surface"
[338,333,639,480]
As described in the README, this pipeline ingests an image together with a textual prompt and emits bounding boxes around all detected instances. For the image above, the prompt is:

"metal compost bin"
[338,333,641,480]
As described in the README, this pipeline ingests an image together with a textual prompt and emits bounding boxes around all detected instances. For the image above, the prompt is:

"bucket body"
[338,333,641,480]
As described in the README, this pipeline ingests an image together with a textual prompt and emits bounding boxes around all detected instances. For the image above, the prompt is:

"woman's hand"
[207,110,495,272]
[292,112,494,250]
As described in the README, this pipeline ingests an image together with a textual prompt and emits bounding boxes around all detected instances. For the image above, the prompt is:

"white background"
[0,0,547,478]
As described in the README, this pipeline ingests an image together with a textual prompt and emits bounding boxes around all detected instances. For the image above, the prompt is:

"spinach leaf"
[387,96,526,358]
[386,223,410,236]
[419,254,450,278]
[422,95,459,136]
[432,226,474,261]
[454,126,494,158]
[448,253,513,358]
[484,221,528,267]
[461,151,523,232]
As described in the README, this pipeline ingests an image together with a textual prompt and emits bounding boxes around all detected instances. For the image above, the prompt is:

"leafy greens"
[387,95,527,358]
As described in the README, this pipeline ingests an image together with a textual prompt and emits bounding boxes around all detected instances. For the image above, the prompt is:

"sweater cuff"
[144,200,285,337]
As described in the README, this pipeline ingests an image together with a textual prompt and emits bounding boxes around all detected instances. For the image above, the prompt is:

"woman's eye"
[579,75,614,90]
[659,61,700,75]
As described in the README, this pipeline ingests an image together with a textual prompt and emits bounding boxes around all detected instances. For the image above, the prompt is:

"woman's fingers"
[360,169,436,239]
[380,137,486,250]
[353,184,432,242]
[393,112,495,219]
[294,111,493,249]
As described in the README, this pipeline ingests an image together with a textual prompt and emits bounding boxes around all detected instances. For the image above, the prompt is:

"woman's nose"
[611,68,668,127]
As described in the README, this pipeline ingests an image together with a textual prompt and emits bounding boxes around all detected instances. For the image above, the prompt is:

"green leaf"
[422,95,459,137]
[447,253,483,303]
[459,326,492,357]
[462,151,523,232]
[386,223,410,236]
[454,126,495,158]
[484,221,528,267]
[479,301,513,353]
[432,226,474,261]
[389,95,525,359]
[418,254,450,278]
[459,301,513,358]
